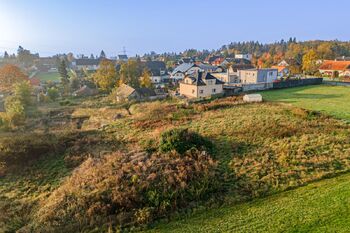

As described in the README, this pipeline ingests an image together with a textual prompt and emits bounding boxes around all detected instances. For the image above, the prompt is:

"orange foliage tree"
[0,64,28,92]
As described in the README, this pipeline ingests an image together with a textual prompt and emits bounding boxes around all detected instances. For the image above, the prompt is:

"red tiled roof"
[319,60,350,71]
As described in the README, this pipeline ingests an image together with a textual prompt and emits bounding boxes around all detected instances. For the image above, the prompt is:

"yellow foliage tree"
[140,68,152,88]
[302,50,319,75]
[93,59,117,91]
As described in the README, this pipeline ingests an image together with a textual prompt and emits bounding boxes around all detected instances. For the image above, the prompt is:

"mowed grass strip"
[36,72,61,82]
[261,85,350,121]
[149,173,350,233]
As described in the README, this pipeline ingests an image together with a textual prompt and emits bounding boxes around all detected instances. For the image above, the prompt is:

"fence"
[323,81,350,87]
[273,78,323,89]
[242,83,273,92]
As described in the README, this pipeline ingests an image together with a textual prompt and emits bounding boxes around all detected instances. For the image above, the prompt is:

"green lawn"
[36,72,61,82]
[149,173,350,233]
[261,85,350,121]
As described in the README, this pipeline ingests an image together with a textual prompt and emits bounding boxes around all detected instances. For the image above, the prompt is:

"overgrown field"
[262,84,350,121]
[1,92,350,232]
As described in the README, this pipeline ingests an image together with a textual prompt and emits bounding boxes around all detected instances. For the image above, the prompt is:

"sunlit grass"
[261,85,350,121]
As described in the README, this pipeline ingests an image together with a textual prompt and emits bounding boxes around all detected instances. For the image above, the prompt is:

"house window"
[199,90,204,94]
[192,89,195,94]
[212,89,216,93]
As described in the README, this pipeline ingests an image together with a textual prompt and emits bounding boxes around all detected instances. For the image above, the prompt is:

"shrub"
[59,99,71,106]
[47,87,59,101]
[13,81,33,106]
[4,96,26,128]
[33,149,218,231]
[159,128,214,155]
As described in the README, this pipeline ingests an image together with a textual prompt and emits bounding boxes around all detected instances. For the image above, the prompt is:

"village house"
[212,66,240,84]
[118,55,128,62]
[197,63,224,73]
[170,63,200,82]
[239,68,278,84]
[211,57,225,66]
[170,63,224,83]
[212,61,255,84]
[143,61,169,85]
[115,84,158,102]
[204,55,222,65]
[235,54,252,61]
[179,71,224,98]
[271,65,290,78]
[71,58,100,71]
[35,57,58,72]
[319,60,350,78]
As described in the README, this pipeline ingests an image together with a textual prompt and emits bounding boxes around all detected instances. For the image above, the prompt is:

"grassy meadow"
[1,86,350,231]
[261,85,350,121]
[36,72,61,82]
[149,173,350,233]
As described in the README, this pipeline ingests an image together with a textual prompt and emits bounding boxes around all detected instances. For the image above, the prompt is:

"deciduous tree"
[140,68,152,88]
[0,64,28,92]
[93,59,117,91]
[119,60,141,88]
[302,50,319,75]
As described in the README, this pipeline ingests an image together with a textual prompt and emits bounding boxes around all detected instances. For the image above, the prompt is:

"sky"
[0,0,349,57]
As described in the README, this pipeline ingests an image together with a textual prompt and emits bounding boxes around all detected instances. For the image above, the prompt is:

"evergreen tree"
[4,51,9,59]
[58,60,70,93]
[100,50,106,58]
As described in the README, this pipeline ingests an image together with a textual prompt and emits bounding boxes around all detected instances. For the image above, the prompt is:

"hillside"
[1,88,350,231]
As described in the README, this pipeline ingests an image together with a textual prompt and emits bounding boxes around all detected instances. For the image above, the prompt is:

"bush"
[47,87,59,101]
[33,149,218,231]
[4,96,26,128]
[159,128,214,155]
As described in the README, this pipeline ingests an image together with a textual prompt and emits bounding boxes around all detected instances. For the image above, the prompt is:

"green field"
[261,85,350,121]
[36,72,61,82]
[149,173,350,233]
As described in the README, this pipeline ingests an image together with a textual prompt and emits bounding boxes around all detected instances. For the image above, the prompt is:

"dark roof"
[144,61,167,76]
[74,58,100,66]
[185,71,224,86]
[197,64,219,71]
[205,55,221,64]
[118,55,128,60]
[181,57,194,63]
[135,88,157,97]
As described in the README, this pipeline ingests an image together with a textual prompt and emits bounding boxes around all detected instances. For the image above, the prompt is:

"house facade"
[71,58,100,71]
[239,68,278,84]
[179,72,224,98]
[319,60,350,77]
[235,54,252,61]
[143,61,169,85]
[271,65,290,78]
[212,66,240,84]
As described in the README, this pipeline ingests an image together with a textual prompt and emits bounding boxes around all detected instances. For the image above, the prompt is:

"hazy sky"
[0,0,349,57]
